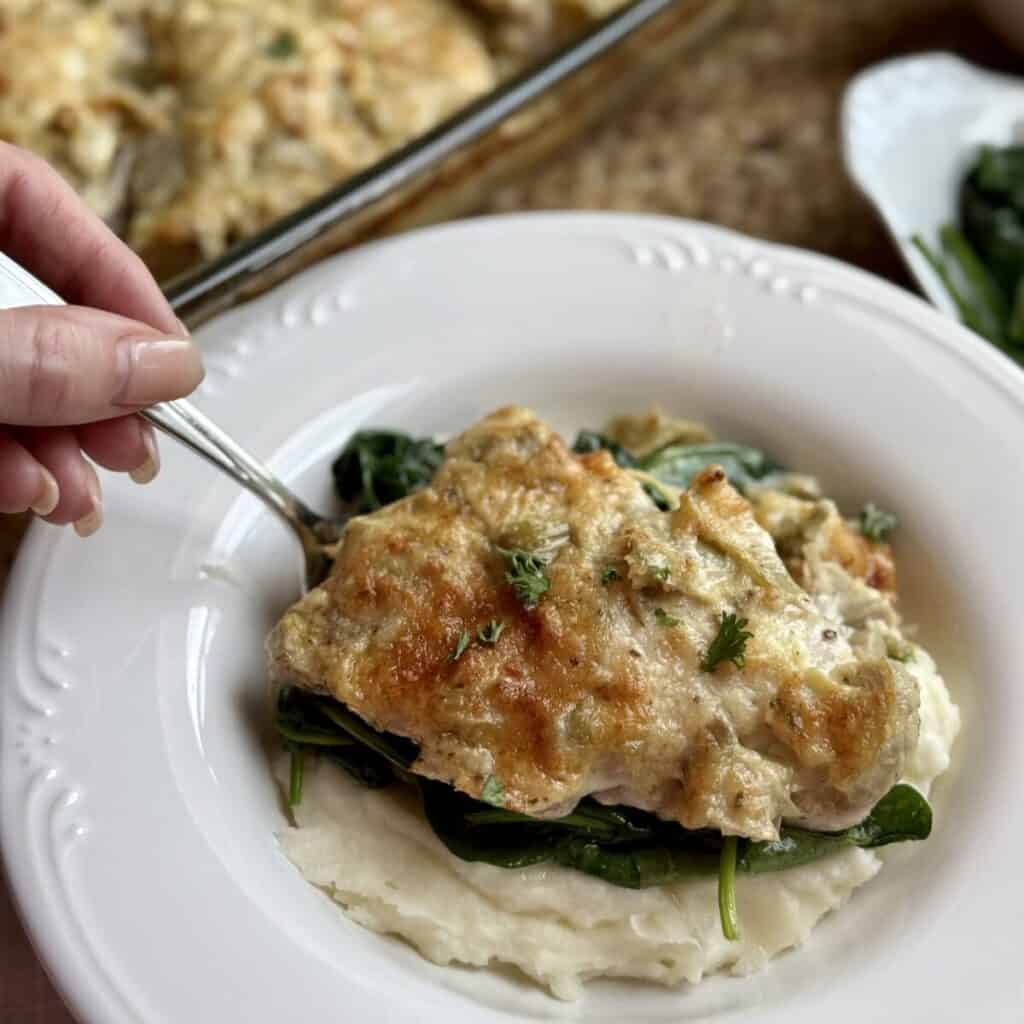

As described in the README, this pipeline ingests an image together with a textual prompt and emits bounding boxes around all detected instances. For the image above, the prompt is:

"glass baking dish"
[162,0,740,326]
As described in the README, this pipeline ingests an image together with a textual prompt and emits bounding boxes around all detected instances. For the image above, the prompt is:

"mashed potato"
[275,643,958,1000]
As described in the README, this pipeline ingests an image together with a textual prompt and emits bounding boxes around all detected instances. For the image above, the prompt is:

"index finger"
[0,142,180,335]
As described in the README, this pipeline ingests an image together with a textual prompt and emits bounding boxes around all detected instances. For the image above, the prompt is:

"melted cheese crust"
[268,407,920,840]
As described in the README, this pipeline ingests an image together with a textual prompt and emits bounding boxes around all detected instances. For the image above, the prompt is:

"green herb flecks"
[860,502,897,542]
[265,30,298,58]
[701,612,752,672]
[601,566,621,584]
[654,608,679,627]
[498,547,551,609]
[718,836,740,941]
[477,620,505,645]
[332,430,444,513]
[449,631,471,661]
[571,430,638,467]
[480,775,506,807]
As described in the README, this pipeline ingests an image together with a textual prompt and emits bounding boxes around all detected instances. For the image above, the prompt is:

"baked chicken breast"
[267,407,920,841]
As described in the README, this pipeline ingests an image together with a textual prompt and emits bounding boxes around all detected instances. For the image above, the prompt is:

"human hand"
[0,143,204,535]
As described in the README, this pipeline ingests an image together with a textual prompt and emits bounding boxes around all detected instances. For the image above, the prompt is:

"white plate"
[2,213,1023,1023]
[842,51,1024,319]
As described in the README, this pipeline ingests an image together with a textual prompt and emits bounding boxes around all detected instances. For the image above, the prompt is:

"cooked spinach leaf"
[463,798,657,844]
[640,441,783,492]
[718,836,740,941]
[555,838,720,889]
[915,143,1024,356]
[571,430,639,468]
[320,744,395,789]
[288,745,305,806]
[961,146,1024,309]
[738,784,931,873]
[332,430,444,513]
[274,686,417,794]
[913,229,1011,347]
[419,780,558,869]
[572,428,782,495]
[642,480,673,511]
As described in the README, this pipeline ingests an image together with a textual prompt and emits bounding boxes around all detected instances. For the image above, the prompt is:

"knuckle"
[23,317,78,421]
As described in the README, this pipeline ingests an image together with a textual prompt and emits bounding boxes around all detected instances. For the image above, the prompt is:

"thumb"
[0,305,204,426]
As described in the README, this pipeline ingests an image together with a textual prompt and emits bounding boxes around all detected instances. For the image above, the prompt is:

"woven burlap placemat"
[0,1,1012,1019]
[486,0,1011,279]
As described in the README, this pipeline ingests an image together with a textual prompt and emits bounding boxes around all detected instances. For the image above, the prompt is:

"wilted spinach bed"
[275,423,929,941]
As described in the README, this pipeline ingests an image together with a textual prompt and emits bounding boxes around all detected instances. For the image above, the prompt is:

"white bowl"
[842,51,1024,321]
[2,213,1022,1022]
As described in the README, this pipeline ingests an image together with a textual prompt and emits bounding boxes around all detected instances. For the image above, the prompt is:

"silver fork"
[0,251,344,590]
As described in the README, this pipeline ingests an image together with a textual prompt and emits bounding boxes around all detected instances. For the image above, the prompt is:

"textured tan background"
[0,0,1013,1020]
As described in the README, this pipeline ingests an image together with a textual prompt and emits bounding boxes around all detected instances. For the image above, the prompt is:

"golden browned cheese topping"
[267,407,920,840]
[0,0,627,276]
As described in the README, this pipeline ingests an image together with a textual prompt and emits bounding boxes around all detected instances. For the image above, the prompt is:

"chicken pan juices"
[267,406,959,999]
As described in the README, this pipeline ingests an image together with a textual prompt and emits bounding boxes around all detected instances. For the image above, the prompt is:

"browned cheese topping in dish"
[267,407,920,842]
[0,0,627,277]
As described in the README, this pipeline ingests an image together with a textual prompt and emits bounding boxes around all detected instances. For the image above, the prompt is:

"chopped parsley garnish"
[477,620,505,645]
[654,608,679,627]
[651,564,670,581]
[265,30,298,58]
[860,502,897,542]
[449,631,471,662]
[701,612,752,672]
[601,566,621,584]
[480,775,506,807]
[498,547,550,609]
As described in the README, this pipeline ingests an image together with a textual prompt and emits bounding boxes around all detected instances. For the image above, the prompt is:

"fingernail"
[129,424,161,485]
[73,465,103,538]
[30,466,60,516]
[114,338,205,407]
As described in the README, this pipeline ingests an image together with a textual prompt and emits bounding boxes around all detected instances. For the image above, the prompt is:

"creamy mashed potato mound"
[276,650,957,1000]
